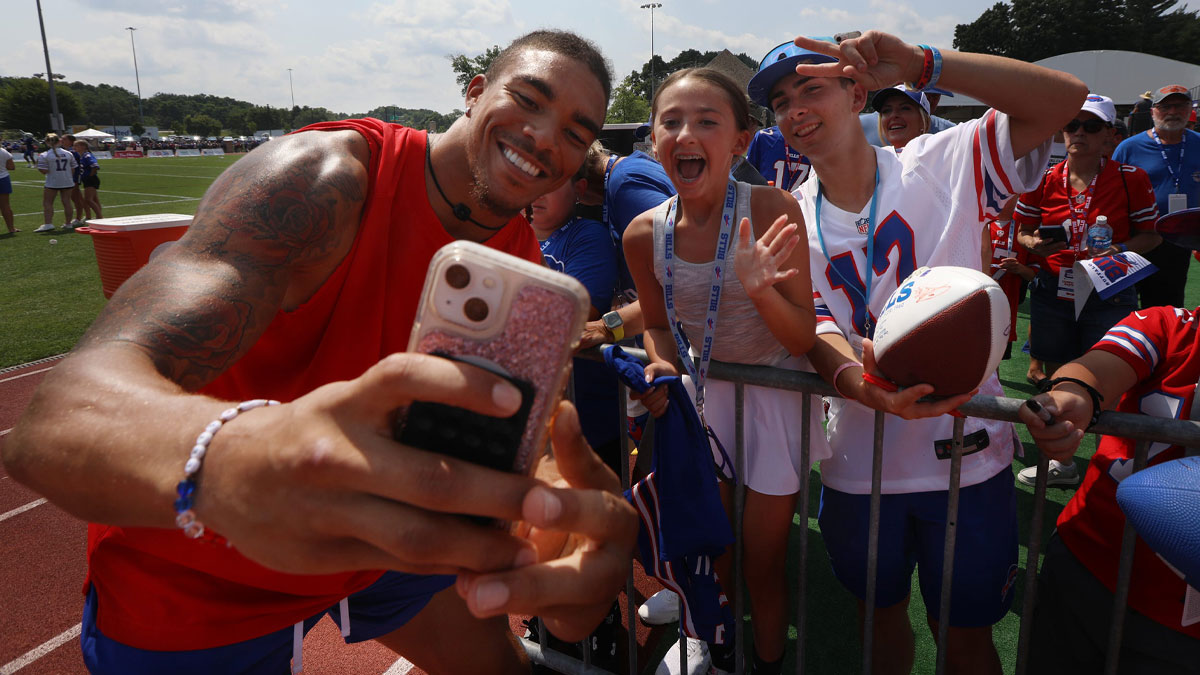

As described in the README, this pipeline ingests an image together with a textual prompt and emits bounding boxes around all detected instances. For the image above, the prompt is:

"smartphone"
[393,241,590,478]
[1038,223,1069,244]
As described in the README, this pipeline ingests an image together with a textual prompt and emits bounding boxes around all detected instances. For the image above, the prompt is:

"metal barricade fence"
[519,348,1200,675]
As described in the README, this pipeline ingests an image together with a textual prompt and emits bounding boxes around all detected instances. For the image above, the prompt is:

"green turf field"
[2,154,1198,673]
[0,155,239,366]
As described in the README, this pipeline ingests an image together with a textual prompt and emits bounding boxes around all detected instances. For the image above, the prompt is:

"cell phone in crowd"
[393,241,590,479]
[1037,223,1069,244]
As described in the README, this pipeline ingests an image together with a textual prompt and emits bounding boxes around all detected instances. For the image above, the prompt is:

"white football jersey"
[38,147,77,189]
[794,110,1049,494]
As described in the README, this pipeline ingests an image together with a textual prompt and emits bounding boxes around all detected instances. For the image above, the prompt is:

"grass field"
[0,155,238,366]
[2,155,1198,673]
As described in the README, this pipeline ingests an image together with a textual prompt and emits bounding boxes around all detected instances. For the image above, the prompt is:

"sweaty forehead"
[496,49,605,122]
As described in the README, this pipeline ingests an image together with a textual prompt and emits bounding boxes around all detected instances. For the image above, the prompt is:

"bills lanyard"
[1064,158,1102,252]
[662,180,738,424]
[1151,129,1186,192]
[814,167,881,336]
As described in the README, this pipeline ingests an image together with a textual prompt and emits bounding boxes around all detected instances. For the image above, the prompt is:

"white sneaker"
[1017,459,1080,487]
[655,637,710,675]
[639,588,681,625]
[34,224,56,233]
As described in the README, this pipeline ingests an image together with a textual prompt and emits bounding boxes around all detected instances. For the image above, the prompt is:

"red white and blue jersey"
[796,110,1049,493]
[1060,306,1200,639]
[747,126,810,191]
[1013,160,1158,274]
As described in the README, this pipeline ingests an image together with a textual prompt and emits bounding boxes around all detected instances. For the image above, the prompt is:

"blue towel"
[605,346,736,643]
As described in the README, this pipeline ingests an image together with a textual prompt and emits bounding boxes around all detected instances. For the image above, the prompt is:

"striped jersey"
[795,110,1048,493]
[1062,305,1200,639]
[1013,159,1158,274]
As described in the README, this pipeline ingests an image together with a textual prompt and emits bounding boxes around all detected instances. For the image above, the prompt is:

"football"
[1116,456,1200,586]
[872,266,1010,397]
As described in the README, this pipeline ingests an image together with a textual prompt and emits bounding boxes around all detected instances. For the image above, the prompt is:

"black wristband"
[1039,377,1104,430]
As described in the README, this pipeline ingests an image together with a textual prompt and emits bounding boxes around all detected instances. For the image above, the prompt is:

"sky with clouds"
[7,0,1200,117]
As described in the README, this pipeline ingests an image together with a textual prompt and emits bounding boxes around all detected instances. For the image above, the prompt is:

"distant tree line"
[0,76,462,137]
[448,46,758,125]
[953,0,1200,62]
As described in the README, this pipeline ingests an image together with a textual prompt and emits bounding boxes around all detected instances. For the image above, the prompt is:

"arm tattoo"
[81,131,370,390]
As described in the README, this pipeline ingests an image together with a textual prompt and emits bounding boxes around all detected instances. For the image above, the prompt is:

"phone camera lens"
[446,264,471,289]
[464,297,489,322]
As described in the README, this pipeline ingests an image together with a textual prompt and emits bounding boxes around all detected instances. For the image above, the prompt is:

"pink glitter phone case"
[402,241,590,476]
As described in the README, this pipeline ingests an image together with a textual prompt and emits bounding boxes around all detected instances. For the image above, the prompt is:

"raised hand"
[792,32,924,92]
[734,215,801,299]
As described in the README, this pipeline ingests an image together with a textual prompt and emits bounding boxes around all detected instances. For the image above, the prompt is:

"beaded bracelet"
[1039,377,1104,430]
[175,399,279,539]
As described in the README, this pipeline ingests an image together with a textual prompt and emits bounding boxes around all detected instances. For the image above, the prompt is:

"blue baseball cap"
[871,87,931,117]
[634,115,653,140]
[747,38,839,107]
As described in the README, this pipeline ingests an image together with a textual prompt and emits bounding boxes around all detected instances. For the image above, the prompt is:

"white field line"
[0,498,48,524]
[382,657,414,675]
[0,623,81,674]
[15,197,199,218]
[101,171,224,179]
[0,367,54,384]
[10,181,199,200]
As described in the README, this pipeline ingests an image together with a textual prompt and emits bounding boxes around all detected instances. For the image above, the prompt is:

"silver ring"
[834,31,862,44]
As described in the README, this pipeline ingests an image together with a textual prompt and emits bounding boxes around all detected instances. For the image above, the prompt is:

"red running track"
[0,357,666,674]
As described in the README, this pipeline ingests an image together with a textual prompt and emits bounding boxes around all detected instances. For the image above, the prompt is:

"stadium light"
[126,27,144,124]
[287,68,296,111]
[35,0,64,133]
[640,3,663,98]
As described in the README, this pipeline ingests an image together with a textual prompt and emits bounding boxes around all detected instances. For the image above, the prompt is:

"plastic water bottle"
[1087,215,1113,256]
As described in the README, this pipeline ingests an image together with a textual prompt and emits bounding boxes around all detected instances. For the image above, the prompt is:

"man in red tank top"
[4,30,636,674]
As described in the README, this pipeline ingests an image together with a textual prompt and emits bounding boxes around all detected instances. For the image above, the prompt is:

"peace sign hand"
[735,215,801,299]
[793,32,924,92]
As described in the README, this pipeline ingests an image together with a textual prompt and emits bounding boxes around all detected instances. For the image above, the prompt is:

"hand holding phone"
[394,241,590,477]
[1037,223,1069,244]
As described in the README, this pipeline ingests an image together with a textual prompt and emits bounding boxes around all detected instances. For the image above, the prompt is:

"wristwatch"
[602,310,624,342]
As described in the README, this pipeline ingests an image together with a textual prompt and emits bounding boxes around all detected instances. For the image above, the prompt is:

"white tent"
[74,128,115,140]
[943,50,1200,108]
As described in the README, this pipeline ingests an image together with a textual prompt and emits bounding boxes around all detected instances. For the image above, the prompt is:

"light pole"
[640,3,662,98]
[126,27,144,124]
[287,68,296,111]
[35,0,63,133]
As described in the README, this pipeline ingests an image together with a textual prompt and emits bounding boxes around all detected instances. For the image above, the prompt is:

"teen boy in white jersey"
[748,31,1086,673]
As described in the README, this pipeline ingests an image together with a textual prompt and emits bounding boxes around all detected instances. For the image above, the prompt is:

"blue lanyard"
[814,167,881,336]
[601,154,618,227]
[1151,129,1186,192]
[662,180,739,422]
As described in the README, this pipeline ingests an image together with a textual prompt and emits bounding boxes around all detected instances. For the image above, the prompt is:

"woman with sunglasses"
[1014,94,1161,487]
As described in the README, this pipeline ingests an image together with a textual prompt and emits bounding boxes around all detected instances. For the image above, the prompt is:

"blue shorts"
[818,468,1018,627]
[81,571,455,674]
[1029,269,1138,365]
[0,175,11,195]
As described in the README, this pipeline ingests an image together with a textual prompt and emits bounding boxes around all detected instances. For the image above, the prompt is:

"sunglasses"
[1064,118,1110,134]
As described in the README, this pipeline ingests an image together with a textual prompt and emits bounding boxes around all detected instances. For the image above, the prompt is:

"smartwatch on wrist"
[602,310,624,342]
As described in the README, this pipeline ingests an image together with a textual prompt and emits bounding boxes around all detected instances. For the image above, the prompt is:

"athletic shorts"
[817,468,1018,627]
[1029,269,1137,364]
[0,175,10,195]
[81,571,454,674]
[82,175,100,189]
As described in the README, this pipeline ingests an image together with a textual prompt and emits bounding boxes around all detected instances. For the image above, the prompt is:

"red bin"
[77,214,193,299]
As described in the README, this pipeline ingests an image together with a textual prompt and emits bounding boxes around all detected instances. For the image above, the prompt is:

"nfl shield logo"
[855,217,869,234]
